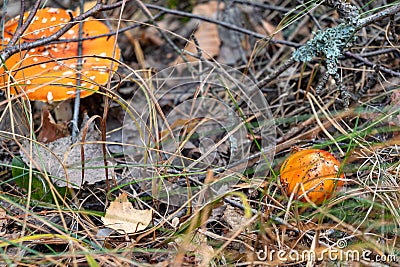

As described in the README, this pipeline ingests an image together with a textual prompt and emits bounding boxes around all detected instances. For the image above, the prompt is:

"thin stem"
[71,0,85,143]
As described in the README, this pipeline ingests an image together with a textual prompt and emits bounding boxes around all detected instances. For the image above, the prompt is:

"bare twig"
[257,57,297,88]
[17,0,26,30]
[344,51,400,77]
[144,3,300,48]
[227,0,292,13]
[134,0,190,64]
[357,3,400,29]
[5,0,41,47]
[359,48,398,57]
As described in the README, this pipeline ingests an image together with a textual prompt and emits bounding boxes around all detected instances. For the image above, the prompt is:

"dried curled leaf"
[37,107,69,144]
[101,193,152,234]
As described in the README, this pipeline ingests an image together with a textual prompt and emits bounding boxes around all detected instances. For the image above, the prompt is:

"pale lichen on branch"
[292,23,357,75]
[289,0,362,107]
[288,0,400,107]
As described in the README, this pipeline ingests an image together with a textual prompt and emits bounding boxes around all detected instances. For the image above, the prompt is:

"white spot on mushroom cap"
[66,91,75,95]
[100,52,107,57]
[42,51,49,56]
[53,65,60,71]
[33,57,39,62]
[334,165,339,172]
[40,63,47,69]
[48,8,60,13]
[68,29,75,35]
[62,71,74,76]
[67,82,74,86]
[92,66,108,70]
[47,91,53,102]
[41,18,48,23]
[50,17,57,22]
[30,48,36,53]
[26,80,31,85]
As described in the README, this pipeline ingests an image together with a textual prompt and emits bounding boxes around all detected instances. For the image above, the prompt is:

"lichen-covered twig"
[292,23,358,76]
[282,0,399,107]
[287,2,359,107]
[356,64,380,99]
[324,0,360,25]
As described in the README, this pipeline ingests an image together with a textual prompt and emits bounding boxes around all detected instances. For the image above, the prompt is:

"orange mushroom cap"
[280,149,345,205]
[0,7,120,101]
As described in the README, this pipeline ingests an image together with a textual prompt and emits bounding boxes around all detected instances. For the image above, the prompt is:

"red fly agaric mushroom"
[280,149,345,205]
[0,7,120,102]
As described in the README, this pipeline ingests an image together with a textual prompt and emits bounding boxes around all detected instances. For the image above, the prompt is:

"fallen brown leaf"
[101,192,152,234]
[175,2,222,63]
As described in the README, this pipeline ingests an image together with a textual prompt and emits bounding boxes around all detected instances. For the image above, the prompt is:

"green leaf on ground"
[11,156,70,203]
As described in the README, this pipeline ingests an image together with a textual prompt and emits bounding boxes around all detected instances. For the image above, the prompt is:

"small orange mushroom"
[0,7,120,102]
[280,149,345,205]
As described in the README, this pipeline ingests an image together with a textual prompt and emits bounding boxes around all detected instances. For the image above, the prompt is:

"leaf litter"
[20,115,113,188]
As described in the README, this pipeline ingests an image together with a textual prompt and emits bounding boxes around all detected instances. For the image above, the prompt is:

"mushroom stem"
[71,0,85,143]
